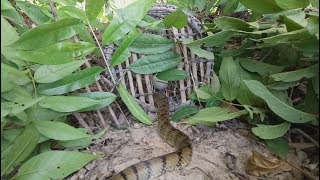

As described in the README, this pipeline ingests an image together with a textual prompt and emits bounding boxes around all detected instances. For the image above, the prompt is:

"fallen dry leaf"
[246,150,284,176]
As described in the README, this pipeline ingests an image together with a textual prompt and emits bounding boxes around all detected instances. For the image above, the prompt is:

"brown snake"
[110,93,192,180]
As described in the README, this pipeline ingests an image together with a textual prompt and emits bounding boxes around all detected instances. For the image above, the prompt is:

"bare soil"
[68,119,313,180]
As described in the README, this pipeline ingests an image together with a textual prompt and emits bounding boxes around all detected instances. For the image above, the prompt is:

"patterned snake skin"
[110,93,192,180]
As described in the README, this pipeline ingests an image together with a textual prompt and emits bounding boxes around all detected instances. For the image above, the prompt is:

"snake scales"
[110,93,192,180]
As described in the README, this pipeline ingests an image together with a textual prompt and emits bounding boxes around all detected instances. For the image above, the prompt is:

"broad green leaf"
[184,107,248,125]
[270,64,319,82]
[264,138,289,158]
[1,125,39,176]
[16,2,51,24]
[214,16,255,31]
[74,92,117,112]
[102,0,153,45]
[195,89,211,99]
[310,0,319,8]
[4,96,44,115]
[252,122,290,139]
[34,60,87,83]
[267,81,299,90]
[1,85,32,103]
[9,18,85,50]
[39,96,99,112]
[211,72,220,93]
[111,28,140,66]
[306,16,319,36]
[220,39,254,57]
[187,45,214,60]
[260,29,311,44]
[283,11,307,32]
[238,58,285,76]
[271,89,293,106]
[275,0,310,9]
[1,16,19,48]
[298,83,319,114]
[188,85,224,103]
[239,0,283,13]
[38,66,103,95]
[13,41,95,65]
[172,104,199,122]
[195,0,206,11]
[189,30,241,47]
[163,9,188,29]
[219,57,240,101]
[1,63,30,85]
[33,120,90,140]
[117,83,152,125]
[85,0,105,20]
[51,0,76,6]
[128,33,174,54]
[129,51,181,74]
[14,151,99,180]
[26,106,67,121]
[57,6,88,23]
[244,80,317,123]
[156,69,188,81]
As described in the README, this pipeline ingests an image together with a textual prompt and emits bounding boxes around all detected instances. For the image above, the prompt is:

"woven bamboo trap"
[92,4,215,127]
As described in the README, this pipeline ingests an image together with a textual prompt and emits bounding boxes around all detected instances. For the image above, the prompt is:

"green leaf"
[184,107,248,125]
[252,122,291,139]
[189,30,240,47]
[33,120,90,140]
[163,9,188,29]
[211,72,220,93]
[219,57,240,101]
[38,66,103,95]
[1,16,19,48]
[128,33,174,54]
[188,85,223,102]
[306,16,319,36]
[117,83,152,125]
[195,0,206,11]
[111,28,140,66]
[267,81,299,90]
[26,106,67,121]
[187,45,215,60]
[57,6,88,24]
[172,105,199,122]
[34,60,87,83]
[260,29,311,44]
[283,11,307,32]
[74,92,117,112]
[214,16,255,31]
[129,51,181,74]
[244,80,317,123]
[13,41,95,65]
[264,138,289,158]
[156,69,188,81]
[270,64,319,82]
[312,74,319,98]
[1,63,30,85]
[85,0,105,20]
[238,58,285,76]
[102,0,153,45]
[1,125,39,176]
[275,0,310,9]
[4,96,44,115]
[14,151,99,180]
[16,1,51,24]
[39,96,99,112]
[239,0,283,13]
[9,18,85,50]
[1,85,32,103]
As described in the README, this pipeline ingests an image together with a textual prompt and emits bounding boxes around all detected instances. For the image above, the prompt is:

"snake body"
[110,93,192,180]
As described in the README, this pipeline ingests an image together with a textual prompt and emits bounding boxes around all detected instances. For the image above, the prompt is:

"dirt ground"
[67,118,317,180]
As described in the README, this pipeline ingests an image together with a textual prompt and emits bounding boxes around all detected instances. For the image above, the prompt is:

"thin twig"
[48,0,58,21]
[285,160,318,180]
[87,22,116,84]
[74,112,93,134]
[290,128,319,148]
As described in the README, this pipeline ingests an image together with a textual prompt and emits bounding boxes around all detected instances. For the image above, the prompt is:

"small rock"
[133,123,140,129]
[142,138,147,143]
[195,137,200,142]
[126,133,131,137]
[296,149,308,162]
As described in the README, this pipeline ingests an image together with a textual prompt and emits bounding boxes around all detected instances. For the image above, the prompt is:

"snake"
[110,93,192,180]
